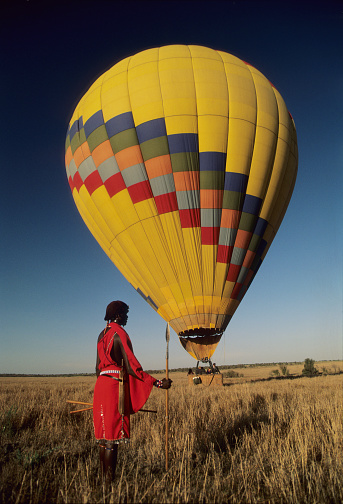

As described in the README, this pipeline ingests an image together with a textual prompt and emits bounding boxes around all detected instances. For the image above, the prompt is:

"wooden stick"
[165,323,170,471]
[67,401,157,414]
[66,400,93,406]
[70,407,93,414]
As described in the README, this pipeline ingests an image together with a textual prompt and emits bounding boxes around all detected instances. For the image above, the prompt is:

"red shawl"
[97,323,156,414]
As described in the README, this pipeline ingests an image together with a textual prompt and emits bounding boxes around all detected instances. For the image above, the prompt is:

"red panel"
[227,263,241,282]
[128,180,153,204]
[179,208,200,228]
[242,250,255,269]
[235,229,252,250]
[201,227,220,245]
[84,171,103,195]
[155,192,178,214]
[68,175,74,192]
[231,283,242,300]
[217,245,233,264]
[73,171,83,192]
[104,173,126,198]
[244,269,254,286]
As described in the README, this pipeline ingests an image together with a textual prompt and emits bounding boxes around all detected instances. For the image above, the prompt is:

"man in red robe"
[93,301,172,480]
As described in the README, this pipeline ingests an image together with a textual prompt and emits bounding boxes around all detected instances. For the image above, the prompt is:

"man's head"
[104,301,129,326]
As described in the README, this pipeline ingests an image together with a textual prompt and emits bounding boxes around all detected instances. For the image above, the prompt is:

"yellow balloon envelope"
[65,45,298,361]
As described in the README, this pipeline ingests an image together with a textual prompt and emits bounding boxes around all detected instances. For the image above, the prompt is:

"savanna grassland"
[1,361,342,503]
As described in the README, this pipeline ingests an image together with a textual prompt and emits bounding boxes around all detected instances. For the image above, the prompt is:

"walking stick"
[165,322,170,471]
[66,400,157,414]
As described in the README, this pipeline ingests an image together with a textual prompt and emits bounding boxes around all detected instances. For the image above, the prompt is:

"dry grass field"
[1,361,342,503]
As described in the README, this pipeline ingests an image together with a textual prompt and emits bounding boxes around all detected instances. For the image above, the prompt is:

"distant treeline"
[1,360,342,378]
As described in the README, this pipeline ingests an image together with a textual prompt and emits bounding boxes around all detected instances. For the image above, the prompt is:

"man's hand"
[161,378,172,389]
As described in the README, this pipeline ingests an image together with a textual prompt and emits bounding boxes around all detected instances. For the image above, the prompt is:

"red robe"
[93,323,156,441]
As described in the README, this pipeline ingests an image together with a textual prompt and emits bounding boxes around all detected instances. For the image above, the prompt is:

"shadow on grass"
[223,370,343,387]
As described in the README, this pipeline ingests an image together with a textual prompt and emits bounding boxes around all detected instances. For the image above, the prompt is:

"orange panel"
[173,171,199,191]
[200,190,223,208]
[221,209,241,229]
[145,154,172,179]
[235,229,252,249]
[242,249,255,268]
[115,145,144,170]
[92,140,114,168]
[65,146,73,168]
[73,144,87,168]
[80,142,91,160]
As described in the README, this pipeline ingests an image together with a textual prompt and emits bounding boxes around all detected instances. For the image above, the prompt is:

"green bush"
[279,365,289,376]
[302,358,320,376]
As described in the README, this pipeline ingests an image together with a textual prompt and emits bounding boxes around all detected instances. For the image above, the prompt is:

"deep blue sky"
[1,0,342,374]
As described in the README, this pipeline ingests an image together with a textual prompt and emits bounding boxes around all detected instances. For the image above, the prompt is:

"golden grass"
[1,362,342,503]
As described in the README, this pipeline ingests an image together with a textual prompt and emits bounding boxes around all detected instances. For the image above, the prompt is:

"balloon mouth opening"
[179,328,223,338]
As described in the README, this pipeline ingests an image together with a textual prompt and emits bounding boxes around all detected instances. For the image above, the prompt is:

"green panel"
[222,191,244,210]
[200,171,225,190]
[79,128,86,144]
[140,136,169,162]
[86,125,108,152]
[170,152,199,172]
[248,234,261,252]
[65,134,70,153]
[239,212,257,233]
[109,128,138,155]
[70,132,81,155]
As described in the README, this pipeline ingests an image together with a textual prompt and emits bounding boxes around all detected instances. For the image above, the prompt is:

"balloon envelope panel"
[65,45,298,359]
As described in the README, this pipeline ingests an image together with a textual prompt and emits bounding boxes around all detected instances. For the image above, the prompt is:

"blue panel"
[69,119,79,140]
[254,217,268,237]
[255,238,267,258]
[136,288,158,310]
[84,110,104,138]
[136,118,167,144]
[199,152,226,171]
[168,133,198,154]
[242,194,262,215]
[224,172,248,192]
[79,116,84,130]
[106,112,135,137]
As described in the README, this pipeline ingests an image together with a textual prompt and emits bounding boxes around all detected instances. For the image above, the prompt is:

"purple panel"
[254,217,268,237]
[69,119,80,140]
[224,172,248,192]
[84,110,104,138]
[136,118,167,143]
[199,152,226,171]
[242,194,262,216]
[106,112,135,137]
[168,133,198,154]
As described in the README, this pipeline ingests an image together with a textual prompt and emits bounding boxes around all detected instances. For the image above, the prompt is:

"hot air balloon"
[65,45,298,362]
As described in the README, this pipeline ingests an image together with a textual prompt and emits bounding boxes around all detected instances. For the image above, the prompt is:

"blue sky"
[1,0,342,374]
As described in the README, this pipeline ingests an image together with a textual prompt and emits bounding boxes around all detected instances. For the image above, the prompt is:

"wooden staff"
[165,322,170,471]
[66,400,157,414]
[119,359,125,415]
[66,400,93,406]
[70,406,93,414]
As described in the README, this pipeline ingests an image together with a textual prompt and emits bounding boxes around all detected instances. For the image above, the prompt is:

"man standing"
[93,301,172,480]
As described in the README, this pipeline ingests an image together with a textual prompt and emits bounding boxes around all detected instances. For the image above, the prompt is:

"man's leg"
[103,441,118,481]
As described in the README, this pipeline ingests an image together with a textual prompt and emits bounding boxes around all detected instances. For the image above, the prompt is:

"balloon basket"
[188,373,223,387]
